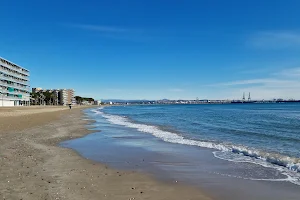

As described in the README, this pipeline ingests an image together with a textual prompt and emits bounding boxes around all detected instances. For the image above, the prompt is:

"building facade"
[0,57,30,106]
[58,89,75,105]
[32,88,75,106]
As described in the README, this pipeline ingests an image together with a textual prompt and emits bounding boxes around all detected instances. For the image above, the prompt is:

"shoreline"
[67,106,300,200]
[0,106,212,200]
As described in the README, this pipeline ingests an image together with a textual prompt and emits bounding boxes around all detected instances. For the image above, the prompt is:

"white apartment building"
[0,57,30,106]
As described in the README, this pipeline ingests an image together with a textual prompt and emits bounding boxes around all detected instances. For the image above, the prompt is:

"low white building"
[94,100,102,105]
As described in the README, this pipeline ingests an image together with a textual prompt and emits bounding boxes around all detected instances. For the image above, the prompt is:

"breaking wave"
[91,108,300,185]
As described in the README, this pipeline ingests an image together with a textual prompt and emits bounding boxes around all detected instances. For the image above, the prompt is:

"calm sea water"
[95,103,300,185]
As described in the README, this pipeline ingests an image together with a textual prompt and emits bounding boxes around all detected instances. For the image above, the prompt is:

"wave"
[91,108,300,185]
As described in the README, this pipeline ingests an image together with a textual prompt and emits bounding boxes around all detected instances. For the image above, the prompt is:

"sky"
[1,0,300,100]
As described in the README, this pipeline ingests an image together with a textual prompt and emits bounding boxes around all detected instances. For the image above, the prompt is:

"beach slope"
[0,106,211,200]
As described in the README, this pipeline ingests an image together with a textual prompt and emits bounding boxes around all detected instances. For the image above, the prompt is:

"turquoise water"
[96,103,300,185]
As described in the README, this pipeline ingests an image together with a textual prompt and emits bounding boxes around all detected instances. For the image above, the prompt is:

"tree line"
[74,96,95,104]
[30,91,59,105]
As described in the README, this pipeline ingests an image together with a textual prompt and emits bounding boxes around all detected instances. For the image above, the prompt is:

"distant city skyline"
[1,0,300,100]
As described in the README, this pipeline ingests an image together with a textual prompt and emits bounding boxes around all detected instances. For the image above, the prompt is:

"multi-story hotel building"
[0,57,30,106]
[58,89,75,105]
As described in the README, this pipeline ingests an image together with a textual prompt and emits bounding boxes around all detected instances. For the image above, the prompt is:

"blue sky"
[1,0,300,100]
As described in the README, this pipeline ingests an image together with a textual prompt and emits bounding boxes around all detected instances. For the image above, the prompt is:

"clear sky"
[1,0,300,100]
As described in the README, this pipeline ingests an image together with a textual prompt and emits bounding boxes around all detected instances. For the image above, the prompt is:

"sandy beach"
[0,106,211,200]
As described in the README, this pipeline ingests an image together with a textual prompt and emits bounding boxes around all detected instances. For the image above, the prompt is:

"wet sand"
[62,108,300,200]
[0,106,211,200]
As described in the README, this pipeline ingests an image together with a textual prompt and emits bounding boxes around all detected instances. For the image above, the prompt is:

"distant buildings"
[0,57,30,106]
[94,100,101,105]
[0,57,97,107]
[31,88,75,106]
[59,89,75,105]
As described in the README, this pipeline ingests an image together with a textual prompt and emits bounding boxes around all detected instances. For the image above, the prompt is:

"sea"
[61,103,300,200]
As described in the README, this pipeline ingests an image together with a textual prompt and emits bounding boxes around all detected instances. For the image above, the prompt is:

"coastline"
[66,105,300,200]
[0,106,212,200]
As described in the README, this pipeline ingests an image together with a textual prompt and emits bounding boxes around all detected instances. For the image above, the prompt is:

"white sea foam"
[91,108,300,186]
[213,151,300,185]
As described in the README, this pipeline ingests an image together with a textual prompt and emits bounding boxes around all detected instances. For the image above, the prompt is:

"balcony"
[20,69,30,76]
[0,94,23,100]
[0,69,29,80]
[0,74,29,86]
[0,89,28,99]
[0,81,29,92]
[0,87,28,95]
[6,88,18,95]
[0,61,29,76]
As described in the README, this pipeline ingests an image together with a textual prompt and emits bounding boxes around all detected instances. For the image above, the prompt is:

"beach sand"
[0,106,211,200]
